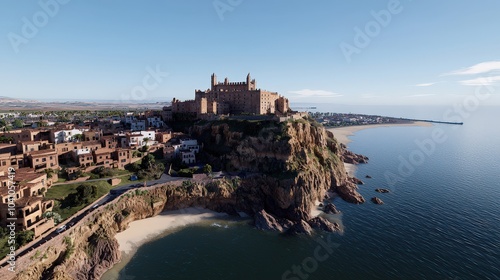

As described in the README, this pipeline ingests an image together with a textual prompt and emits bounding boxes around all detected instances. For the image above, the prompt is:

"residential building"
[0,169,54,237]
[50,127,89,143]
[131,120,146,131]
[179,139,200,153]
[113,149,131,169]
[93,148,113,166]
[27,149,59,171]
[147,116,164,128]
[180,150,196,165]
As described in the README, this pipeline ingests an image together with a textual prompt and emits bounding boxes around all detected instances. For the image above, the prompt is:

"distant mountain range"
[0,96,170,111]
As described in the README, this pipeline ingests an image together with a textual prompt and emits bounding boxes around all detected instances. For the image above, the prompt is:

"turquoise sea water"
[107,106,499,280]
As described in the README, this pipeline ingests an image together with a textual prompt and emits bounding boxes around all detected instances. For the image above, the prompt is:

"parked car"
[56,225,67,233]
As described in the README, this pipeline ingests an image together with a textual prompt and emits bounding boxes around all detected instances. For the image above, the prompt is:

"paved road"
[0,172,185,269]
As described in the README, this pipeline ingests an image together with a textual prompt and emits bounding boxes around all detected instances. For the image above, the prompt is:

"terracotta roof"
[11,171,45,183]
[28,149,57,156]
[93,148,113,155]
[81,140,101,146]
[14,196,43,207]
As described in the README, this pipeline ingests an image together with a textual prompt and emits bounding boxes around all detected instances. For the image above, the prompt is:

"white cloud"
[444,61,500,76]
[413,82,437,87]
[288,89,343,98]
[459,75,500,86]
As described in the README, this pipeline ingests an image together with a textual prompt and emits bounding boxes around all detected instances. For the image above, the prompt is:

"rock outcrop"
[371,197,384,205]
[307,217,339,233]
[341,144,369,164]
[375,188,390,193]
[323,203,340,214]
[254,209,284,232]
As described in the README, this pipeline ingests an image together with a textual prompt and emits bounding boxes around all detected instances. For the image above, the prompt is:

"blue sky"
[1,0,500,106]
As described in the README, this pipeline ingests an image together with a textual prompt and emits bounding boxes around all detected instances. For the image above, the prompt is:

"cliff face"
[191,118,365,227]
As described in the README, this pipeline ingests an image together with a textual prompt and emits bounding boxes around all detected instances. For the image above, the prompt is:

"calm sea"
[104,106,500,280]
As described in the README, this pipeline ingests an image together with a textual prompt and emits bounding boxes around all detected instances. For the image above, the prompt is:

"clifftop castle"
[171,73,290,117]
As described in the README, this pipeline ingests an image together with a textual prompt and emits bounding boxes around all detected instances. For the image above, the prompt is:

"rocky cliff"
[190,118,366,229]
[13,117,367,279]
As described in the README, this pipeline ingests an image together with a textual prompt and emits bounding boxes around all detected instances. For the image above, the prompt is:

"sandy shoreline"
[114,207,227,255]
[327,121,433,176]
[327,121,432,147]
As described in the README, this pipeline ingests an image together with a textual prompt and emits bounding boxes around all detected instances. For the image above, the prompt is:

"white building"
[120,131,157,147]
[131,120,146,131]
[180,150,196,165]
[147,117,165,128]
[52,128,89,144]
[179,139,200,153]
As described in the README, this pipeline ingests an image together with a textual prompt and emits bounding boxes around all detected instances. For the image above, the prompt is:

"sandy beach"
[327,121,432,176]
[327,121,432,147]
[114,207,227,255]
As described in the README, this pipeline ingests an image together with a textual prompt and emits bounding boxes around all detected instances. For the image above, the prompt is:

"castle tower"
[211,73,217,90]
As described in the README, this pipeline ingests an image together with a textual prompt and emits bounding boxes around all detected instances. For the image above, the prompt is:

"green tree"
[16,230,34,247]
[12,119,24,128]
[141,154,156,170]
[72,134,84,141]
[0,135,14,143]
[203,164,212,176]
[0,119,6,128]
[43,211,62,224]
[64,184,98,206]
[44,168,54,178]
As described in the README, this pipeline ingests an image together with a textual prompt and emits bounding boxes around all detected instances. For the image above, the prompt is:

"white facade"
[180,150,196,164]
[147,117,165,128]
[52,128,89,144]
[75,148,92,155]
[179,139,200,153]
[124,114,136,124]
[131,120,146,131]
[123,131,157,147]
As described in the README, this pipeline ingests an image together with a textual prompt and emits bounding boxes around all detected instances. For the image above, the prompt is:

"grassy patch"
[56,177,67,183]
[46,181,114,221]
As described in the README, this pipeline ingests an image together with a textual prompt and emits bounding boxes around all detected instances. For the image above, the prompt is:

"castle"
[171,73,290,117]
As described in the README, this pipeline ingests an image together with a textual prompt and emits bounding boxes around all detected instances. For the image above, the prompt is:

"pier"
[401,118,463,125]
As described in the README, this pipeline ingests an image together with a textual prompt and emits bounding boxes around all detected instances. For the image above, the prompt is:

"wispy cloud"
[459,75,500,86]
[444,60,500,76]
[413,82,437,87]
[288,89,343,98]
